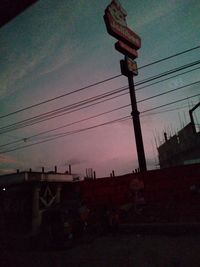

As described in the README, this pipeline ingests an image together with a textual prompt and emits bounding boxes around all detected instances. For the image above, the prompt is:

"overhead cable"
[0,45,199,119]
[1,92,200,154]
[0,60,200,134]
[1,78,199,146]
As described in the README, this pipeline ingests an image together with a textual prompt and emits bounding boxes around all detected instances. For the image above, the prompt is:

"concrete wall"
[158,123,200,168]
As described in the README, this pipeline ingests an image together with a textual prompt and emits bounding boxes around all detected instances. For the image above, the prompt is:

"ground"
[1,231,200,267]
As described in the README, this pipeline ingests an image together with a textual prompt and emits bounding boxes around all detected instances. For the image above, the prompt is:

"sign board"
[104,0,141,50]
[127,57,138,75]
[120,57,138,77]
[115,40,138,59]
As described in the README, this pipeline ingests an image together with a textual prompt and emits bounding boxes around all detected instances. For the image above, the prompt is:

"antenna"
[153,130,158,148]
[170,123,175,136]
[183,111,187,126]
[194,110,199,132]
[178,112,181,129]
[156,128,161,147]
[178,112,183,129]
[151,139,158,169]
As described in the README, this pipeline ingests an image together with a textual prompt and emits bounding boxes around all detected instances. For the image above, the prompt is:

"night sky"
[0,0,200,177]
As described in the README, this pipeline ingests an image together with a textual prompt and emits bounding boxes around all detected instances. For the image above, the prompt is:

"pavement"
[1,223,200,267]
[119,222,200,235]
[1,233,200,267]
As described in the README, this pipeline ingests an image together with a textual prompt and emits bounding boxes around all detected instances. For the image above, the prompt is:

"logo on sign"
[107,0,127,27]
[104,0,141,50]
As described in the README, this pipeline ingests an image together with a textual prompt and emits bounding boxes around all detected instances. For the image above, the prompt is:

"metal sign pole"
[104,0,147,171]
[127,73,147,172]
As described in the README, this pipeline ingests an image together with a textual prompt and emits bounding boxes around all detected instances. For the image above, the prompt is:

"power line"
[138,45,200,70]
[135,59,200,87]
[0,116,131,153]
[1,78,199,147]
[1,92,200,154]
[1,74,196,148]
[0,104,131,148]
[135,65,200,92]
[36,80,200,138]
[137,80,200,104]
[0,89,130,135]
[1,59,200,135]
[141,93,200,114]
[0,45,199,120]
[0,74,122,120]
[19,65,200,130]
[0,87,127,133]
[141,104,190,117]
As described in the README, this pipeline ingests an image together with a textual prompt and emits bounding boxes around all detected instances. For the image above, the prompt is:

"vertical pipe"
[164,132,168,142]
[32,185,40,235]
[189,110,196,134]
[56,185,62,204]
[69,165,71,175]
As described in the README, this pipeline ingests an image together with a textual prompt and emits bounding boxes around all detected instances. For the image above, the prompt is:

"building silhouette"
[158,103,200,168]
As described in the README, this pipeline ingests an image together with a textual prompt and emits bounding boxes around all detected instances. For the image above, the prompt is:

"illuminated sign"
[104,0,141,50]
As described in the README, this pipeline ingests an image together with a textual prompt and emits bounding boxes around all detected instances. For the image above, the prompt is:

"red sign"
[104,0,141,50]
[115,41,138,59]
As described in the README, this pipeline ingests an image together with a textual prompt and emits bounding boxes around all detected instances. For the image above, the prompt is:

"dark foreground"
[1,227,200,267]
